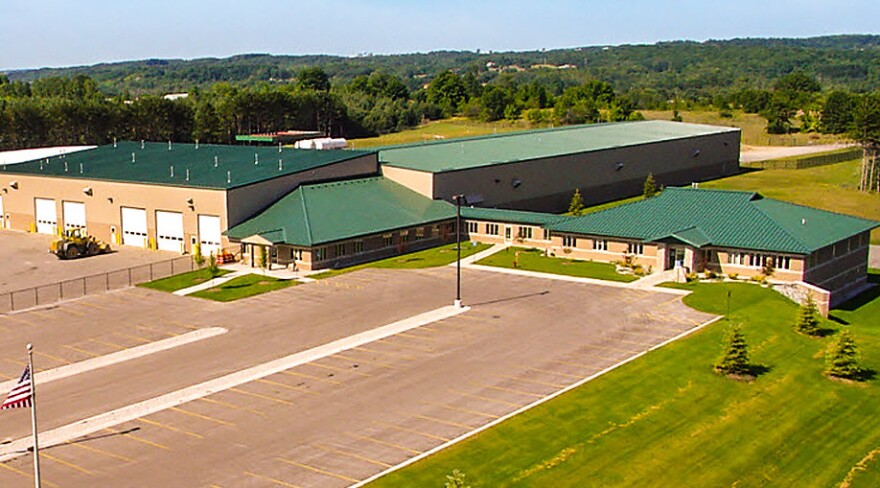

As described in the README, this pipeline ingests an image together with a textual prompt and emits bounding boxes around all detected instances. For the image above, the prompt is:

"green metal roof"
[460,206,569,226]
[379,120,739,173]
[547,187,878,255]
[0,141,375,190]
[225,177,456,246]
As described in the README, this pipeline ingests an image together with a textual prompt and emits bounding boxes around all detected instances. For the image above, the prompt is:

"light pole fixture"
[452,194,466,308]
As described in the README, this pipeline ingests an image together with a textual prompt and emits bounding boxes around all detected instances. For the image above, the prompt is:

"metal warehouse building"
[380,120,741,212]
[0,142,377,255]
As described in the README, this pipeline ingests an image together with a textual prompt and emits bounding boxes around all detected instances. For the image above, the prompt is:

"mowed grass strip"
[348,117,531,148]
[475,247,638,282]
[190,274,297,302]
[369,273,880,487]
[310,242,492,280]
[138,268,232,292]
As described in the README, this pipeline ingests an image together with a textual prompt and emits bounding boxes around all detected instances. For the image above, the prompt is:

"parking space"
[0,230,177,294]
[0,266,713,487]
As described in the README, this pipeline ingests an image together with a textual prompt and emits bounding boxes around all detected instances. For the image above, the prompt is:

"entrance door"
[198,215,222,256]
[156,210,184,252]
[666,246,686,270]
[121,207,148,247]
[504,226,513,242]
[35,198,57,235]
[62,201,86,233]
[0,195,4,229]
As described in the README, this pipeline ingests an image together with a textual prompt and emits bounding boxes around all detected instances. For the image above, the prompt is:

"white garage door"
[63,201,86,233]
[156,211,184,252]
[121,207,148,247]
[35,198,57,235]
[198,215,222,257]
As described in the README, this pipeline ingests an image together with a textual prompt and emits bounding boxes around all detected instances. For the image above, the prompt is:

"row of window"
[467,221,550,240]
[727,252,792,270]
[309,226,442,261]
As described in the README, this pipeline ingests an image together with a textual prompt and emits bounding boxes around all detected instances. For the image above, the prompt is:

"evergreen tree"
[445,469,471,488]
[568,188,585,215]
[795,295,820,336]
[715,324,751,376]
[643,173,658,198]
[826,330,862,380]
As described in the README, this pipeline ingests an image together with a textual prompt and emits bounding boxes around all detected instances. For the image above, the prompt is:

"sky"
[1,0,879,71]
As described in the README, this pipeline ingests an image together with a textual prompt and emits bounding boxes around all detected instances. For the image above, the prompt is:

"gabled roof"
[225,177,456,246]
[379,120,739,173]
[547,187,878,255]
[1,141,375,190]
[459,207,569,226]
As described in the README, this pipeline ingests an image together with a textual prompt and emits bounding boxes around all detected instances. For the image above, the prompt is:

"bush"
[825,330,862,380]
[795,295,821,336]
[715,324,752,377]
[727,272,739,280]
[686,272,698,282]
[750,274,767,284]
[704,270,717,279]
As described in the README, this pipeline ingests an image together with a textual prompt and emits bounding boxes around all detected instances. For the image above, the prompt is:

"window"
[353,241,364,253]
[400,230,410,242]
[562,236,577,247]
[289,248,303,260]
[467,222,479,234]
[727,252,747,265]
[543,229,551,241]
[518,227,533,240]
[334,243,346,257]
[415,227,425,239]
[486,223,500,235]
[432,225,440,237]
[383,234,393,247]
[627,242,644,255]
[315,248,326,260]
[593,239,607,251]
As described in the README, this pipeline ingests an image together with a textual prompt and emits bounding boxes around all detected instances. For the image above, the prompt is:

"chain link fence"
[0,255,194,313]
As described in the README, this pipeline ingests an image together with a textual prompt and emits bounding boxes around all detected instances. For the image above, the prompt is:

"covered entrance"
[666,246,686,270]
[156,210,185,252]
[35,198,57,235]
[121,207,148,247]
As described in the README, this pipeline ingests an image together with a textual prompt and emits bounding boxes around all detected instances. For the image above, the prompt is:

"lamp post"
[452,194,465,308]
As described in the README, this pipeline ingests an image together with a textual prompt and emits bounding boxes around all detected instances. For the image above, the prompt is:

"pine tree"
[795,295,820,336]
[715,324,751,376]
[826,330,862,380]
[568,188,585,215]
[445,469,471,488]
[643,173,658,198]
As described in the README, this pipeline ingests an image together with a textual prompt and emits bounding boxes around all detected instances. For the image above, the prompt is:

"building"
[380,120,740,212]
[544,187,878,306]
[225,177,457,271]
[0,142,377,254]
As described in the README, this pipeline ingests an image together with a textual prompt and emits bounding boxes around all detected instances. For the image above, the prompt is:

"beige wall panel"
[381,166,435,199]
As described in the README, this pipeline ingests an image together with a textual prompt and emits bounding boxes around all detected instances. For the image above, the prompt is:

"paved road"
[0,230,178,294]
[0,267,712,487]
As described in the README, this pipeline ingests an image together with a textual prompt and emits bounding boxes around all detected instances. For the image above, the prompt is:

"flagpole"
[27,344,41,488]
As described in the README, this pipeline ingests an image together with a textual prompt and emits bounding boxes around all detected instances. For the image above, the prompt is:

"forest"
[1,34,879,154]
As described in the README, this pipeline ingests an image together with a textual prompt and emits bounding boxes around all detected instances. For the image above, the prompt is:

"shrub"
[727,272,739,280]
[715,324,752,377]
[825,330,862,380]
[704,270,717,279]
[795,295,821,336]
[686,272,698,282]
[750,274,767,284]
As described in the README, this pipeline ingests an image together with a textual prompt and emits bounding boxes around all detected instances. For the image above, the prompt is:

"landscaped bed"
[310,242,491,280]
[189,274,297,302]
[475,247,639,282]
[368,272,880,487]
[138,268,232,292]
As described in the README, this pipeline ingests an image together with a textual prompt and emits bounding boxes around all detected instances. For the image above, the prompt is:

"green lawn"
[369,272,880,487]
[189,274,297,302]
[309,242,491,280]
[702,159,880,243]
[475,247,639,282]
[138,268,232,292]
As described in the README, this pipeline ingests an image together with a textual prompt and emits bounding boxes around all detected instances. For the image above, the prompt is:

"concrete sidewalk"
[452,242,510,266]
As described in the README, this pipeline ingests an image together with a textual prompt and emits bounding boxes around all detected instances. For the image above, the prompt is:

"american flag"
[1,366,33,410]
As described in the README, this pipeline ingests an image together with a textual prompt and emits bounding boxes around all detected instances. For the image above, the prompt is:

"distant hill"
[5,35,880,96]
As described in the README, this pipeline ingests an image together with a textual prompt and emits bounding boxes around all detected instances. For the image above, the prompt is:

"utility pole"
[452,194,465,308]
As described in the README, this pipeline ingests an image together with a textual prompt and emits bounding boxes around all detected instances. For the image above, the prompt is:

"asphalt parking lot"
[0,230,178,294]
[0,266,713,487]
